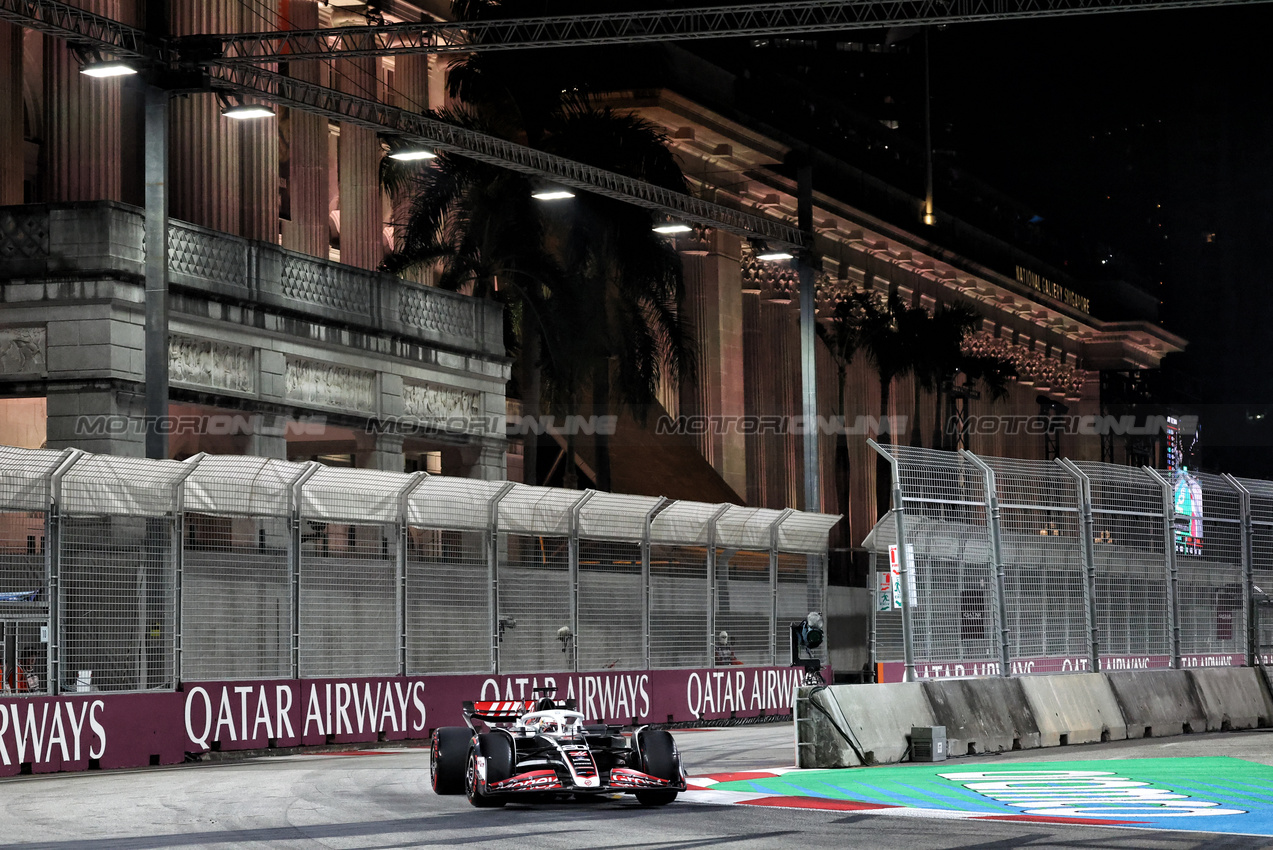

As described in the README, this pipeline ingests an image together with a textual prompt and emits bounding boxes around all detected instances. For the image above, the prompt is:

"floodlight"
[389,146,437,162]
[222,104,276,120]
[532,186,575,201]
[80,60,138,78]
[757,250,794,261]
[653,223,693,234]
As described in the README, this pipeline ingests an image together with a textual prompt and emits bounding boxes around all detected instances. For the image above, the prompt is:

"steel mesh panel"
[777,551,826,665]
[181,514,291,681]
[985,457,1088,663]
[1254,524,1273,660]
[0,446,66,512]
[184,455,310,517]
[1172,473,1245,660]
[1,620,48,695]
[1076,462,1171,666]
[577,539,643,671]
[497,532,571,673]
[649,544,709,668]
[406,527,491,674]
[298,521,397,678]
[714,548,772,666]
[60,516,175,692]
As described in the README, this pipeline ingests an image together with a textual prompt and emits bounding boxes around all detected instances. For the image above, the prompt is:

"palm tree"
[817,292,868,545]
[382,15,694,489]
[909,303,981,447]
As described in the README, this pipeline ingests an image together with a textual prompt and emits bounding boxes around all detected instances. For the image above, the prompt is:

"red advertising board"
[0,664,813,777]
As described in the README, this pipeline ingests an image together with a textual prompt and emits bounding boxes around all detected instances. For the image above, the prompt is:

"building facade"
[0,1,1185,533]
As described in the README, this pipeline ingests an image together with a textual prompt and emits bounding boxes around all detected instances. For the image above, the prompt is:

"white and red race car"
[430,691,686,807]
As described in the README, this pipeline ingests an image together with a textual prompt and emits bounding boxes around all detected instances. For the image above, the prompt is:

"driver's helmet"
[539,718,561,736]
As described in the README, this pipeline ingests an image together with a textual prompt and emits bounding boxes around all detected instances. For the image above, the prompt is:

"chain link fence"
[867,442,1264,679]
[0,447,836,696]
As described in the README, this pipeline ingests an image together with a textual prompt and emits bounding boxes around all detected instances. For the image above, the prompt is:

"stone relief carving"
[0,327,47,375]
[286,358,376,413]
[402,382,481,422]
[169,336,256,394]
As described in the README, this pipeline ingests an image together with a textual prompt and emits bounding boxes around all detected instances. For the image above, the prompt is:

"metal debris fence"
[867,442,1262,681]
[0,447,837,696]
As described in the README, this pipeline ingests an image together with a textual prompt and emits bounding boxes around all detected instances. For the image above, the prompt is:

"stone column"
[46,385,146,457]
[335,51,384,270]
[42,0,124,203]
[0,22,23,204]
[238,0,279,243]
[246,413,289,459]
[170,0,242,234]
[356,431,404,472]
[678,228,747,499]
[280,1,329,258]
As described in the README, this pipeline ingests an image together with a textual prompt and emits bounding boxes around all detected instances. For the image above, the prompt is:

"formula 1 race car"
[430,690,686,808]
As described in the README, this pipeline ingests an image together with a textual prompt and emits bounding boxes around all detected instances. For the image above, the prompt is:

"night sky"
[924,3,1273,473]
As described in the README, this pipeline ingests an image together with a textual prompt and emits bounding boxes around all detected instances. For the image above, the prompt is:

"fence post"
[396,472,428,677]
[706,504,730,667]
[868,439,916,682]
[288,462,321,680]
[641,498,667,672]
[488,483,516,675]
[962,451,1011,678]
[1143,467,1182,669]
[46,449,84,696]
[567,490,596,674]
[1058,458,1100,674]
[770,509,796,666]
[1224,474,1254,667]
[171,454,205,688]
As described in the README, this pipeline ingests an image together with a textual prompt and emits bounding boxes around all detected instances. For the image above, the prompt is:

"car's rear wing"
[461,698,580,728]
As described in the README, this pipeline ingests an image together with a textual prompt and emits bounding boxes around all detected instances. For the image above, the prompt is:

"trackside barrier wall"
[866,445,1267,681]
[0,446,838,696]
[797,668,1273,768]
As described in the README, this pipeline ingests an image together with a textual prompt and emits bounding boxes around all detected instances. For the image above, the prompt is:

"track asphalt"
[686,755,1273,838]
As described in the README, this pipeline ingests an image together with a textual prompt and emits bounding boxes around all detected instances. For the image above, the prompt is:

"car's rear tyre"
[466,733,513,808]
[430,727,470,795]
[636,729,679,806]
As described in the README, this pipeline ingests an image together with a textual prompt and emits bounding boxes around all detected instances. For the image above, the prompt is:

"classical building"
[0,1,1185,535]
[0,0,506,477]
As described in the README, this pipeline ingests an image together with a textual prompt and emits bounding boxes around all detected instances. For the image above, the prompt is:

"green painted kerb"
[712,757,1273,819]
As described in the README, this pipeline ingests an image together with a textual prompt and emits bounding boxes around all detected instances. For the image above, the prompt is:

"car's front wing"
[485,767,685,795]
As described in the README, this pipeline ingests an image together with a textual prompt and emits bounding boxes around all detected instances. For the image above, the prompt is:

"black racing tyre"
[466,733,514,808]
[636,729,679,806]
[430,727,471,795]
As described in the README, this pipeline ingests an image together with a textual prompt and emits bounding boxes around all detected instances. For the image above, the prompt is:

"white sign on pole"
[887,544,916,609]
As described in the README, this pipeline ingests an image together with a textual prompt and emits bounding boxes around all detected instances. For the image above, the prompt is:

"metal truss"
[191,0,1267,63]
[0,0,146,59]
[211,64,806,250]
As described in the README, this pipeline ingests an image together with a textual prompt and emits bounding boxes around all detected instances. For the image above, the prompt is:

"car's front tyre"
[635,730,680,806]
[430,727,470,795]
[466,733,514,808]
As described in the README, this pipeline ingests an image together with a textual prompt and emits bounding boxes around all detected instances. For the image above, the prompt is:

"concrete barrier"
[1188,667,1273,731]
[923,677,1041,755]
[1106,670,1206,738]
[1019,673,1127,747]
[798,682,935,767]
